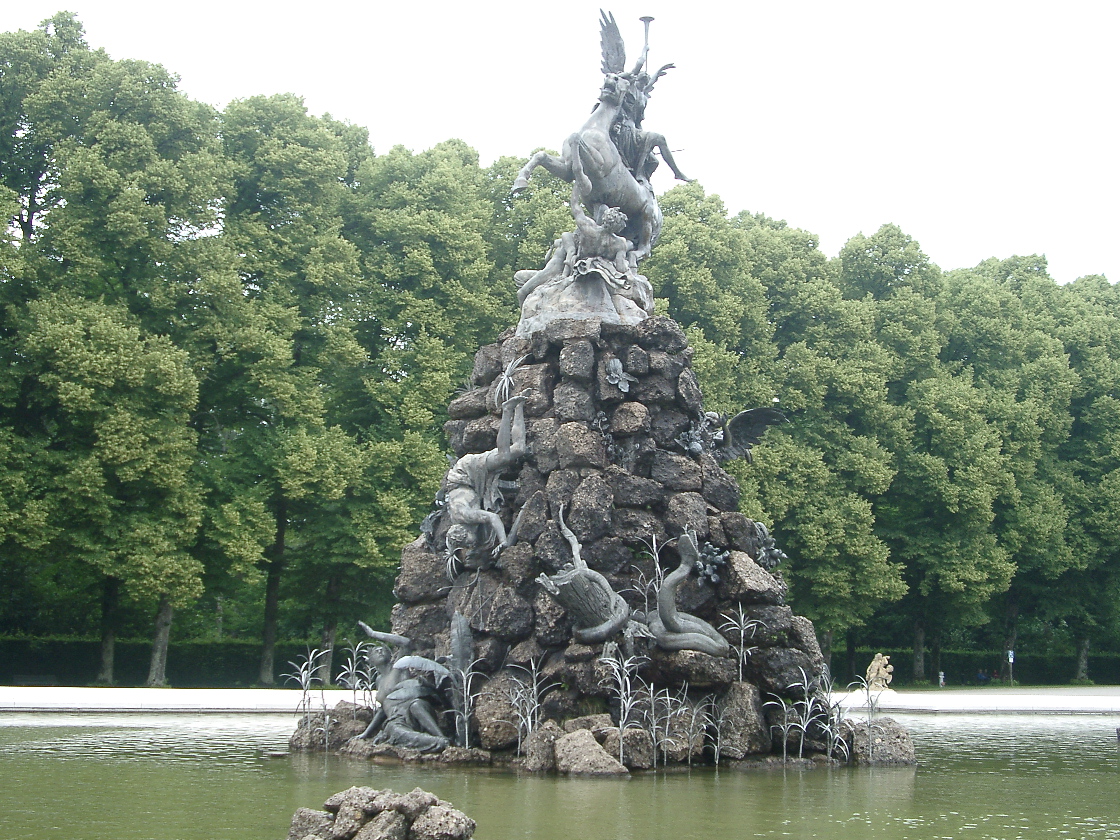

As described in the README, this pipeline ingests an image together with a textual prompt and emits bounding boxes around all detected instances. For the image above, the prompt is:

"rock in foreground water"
[287,786,475,840]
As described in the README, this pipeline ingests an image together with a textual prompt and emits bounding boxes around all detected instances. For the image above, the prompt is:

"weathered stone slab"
[447,387,490,420]
[559,339,595,380]
[556,422,607,469]
[471,344,502,387]
[716,681,771,759]
[394,539,446,604]
[567,473,614,542]
[523,719,564,772]
[847,717,916,766]
[650,450,702,491]
[602,726,654,769]
[636,316,688,352]
[610,401,651,435]
[554,728,629,775]
[719,552,787,606]
[665,492,710,539]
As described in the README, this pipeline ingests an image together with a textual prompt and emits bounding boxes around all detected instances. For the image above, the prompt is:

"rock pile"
[289,701,372,752]
[309,314,914,768]
[389,316,826,758]
[287,786,474,840]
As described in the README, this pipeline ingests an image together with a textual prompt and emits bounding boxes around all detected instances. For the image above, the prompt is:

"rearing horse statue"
[511,12,690,263]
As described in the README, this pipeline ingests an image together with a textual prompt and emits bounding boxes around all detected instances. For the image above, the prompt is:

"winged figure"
[713,407,788,463]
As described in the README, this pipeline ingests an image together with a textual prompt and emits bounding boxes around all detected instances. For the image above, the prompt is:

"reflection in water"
[1,712,1118,839]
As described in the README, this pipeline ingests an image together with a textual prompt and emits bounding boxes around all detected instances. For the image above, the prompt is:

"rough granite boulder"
[354,810,409,840]
[472,672,520,751]
[554,728,629,775]
[289,808,332,840]
[601,726,655,769]
[719,551,787,605]
[847,717,917,766]
[716,681,772,759]
[523,719,564,772]
[288,787,475,840]
[409,805,476,840]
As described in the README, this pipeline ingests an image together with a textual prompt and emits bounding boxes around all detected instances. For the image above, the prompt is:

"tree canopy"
[2,14,1117,685]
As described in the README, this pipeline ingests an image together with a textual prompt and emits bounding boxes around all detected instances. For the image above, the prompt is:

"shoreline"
[0,686,354,713]
[2,685,1120,715]
[835,686,1120,715]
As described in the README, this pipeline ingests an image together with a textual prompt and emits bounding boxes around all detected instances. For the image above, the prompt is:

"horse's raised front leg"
[512,151,572,194]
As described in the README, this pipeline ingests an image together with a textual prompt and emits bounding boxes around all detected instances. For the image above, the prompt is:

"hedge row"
[845,647,1120,686]
[0,637,330,687]
[4,638,1118,688]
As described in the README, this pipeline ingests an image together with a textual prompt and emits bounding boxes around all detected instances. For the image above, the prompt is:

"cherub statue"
[516,191,653,313]
[866,652,894,691]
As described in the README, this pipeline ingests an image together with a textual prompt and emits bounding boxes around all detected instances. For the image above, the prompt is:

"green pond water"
[2,712,1118,839]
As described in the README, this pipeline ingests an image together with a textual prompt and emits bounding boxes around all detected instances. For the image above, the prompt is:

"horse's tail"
[569,133,594,200]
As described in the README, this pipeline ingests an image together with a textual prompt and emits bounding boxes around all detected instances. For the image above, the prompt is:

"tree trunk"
[215,596,224,640]
[999,600,1019,682]
[258,498,287,686]
[146,596,174,687]
[845,628,858,684]
[912,621,926,682]
[1074,636,1091,682]
[317,623,337,687]
[931,634,941,684]
[96,577,120,685]
[316,574,342,686]
[819,629,833,679]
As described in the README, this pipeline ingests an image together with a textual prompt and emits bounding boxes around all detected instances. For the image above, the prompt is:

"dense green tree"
[1,15,221,682]
[750,236,906,659]
[210,93,376,683]
[6,294,202,680]
[944,258,1078,676]
[1045,275,1120,678]
[649,188,906,660]
[4,15,1120,688]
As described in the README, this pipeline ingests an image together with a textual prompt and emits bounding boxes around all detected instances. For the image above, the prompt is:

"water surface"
[2,712,1118,839]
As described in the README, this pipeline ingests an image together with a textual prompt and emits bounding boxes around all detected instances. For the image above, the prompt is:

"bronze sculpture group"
[349,12,808,761]
[511,11,691,337]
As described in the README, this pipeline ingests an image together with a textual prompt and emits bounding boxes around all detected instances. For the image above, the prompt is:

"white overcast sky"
[4,0,1117,284]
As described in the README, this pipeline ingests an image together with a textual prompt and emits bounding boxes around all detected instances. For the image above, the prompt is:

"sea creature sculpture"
[537,505,632,644]
[641,529,730,657]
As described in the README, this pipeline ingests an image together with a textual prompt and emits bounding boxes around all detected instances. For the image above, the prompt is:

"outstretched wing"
[393,655,452,682]
[600,10,626,75]
[723,408,788,461]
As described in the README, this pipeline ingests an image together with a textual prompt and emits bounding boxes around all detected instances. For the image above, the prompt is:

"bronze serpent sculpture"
[641,529,730,657]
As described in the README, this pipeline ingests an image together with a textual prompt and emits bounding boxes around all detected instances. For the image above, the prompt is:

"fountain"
[291,11,913,774]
